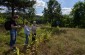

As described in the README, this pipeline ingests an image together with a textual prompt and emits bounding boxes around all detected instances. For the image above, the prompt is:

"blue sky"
[35,0,84,15]
[57,0,83,8]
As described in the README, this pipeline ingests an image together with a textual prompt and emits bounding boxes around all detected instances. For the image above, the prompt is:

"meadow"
[0,25,85,55]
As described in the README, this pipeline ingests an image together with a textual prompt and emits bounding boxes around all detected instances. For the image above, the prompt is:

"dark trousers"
[10,29,17,47]
[25,34,29,45]
[32,33,36,42]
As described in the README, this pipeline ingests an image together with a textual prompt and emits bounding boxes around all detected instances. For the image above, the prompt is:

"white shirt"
[31,24,37,34]
[24,25,30,35]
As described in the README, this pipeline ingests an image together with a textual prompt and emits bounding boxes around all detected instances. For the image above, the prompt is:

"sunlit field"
[0,25,85,55]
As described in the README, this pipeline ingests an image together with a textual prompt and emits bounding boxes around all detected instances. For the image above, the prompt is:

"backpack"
[4,20,11,30]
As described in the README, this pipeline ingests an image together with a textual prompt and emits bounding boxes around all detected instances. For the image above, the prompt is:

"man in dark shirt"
[10,15,21,50]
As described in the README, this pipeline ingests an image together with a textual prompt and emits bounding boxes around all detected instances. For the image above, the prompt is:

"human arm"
[11,24,21,29]
[24,26,30,32]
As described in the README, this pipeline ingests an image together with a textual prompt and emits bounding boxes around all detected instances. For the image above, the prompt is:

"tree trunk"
[12,6,14,17]
[12,0,15,18]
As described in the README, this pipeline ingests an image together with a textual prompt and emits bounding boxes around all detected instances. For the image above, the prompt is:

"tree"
[43,0,62,26]
[27,7,35,21]
[71,1,85,28]
[60,15,73,27]
[0,0,36,17]
[18,6,35,24]
[43,8,48,22]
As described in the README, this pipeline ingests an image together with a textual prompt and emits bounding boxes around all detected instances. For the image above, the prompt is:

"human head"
[33,21,36,24]
[25,21,28,25]
[13,15,19,21]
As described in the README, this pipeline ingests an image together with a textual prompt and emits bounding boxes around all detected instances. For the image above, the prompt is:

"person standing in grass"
[10,15,21,50]
[31,21,37,44]
[24,21,30,46]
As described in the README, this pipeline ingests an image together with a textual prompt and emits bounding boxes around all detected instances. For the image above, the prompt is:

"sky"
[0,0,84,15]
[34,0,84,16]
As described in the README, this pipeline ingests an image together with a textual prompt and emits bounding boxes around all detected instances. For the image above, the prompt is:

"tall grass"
[0,25,85,55]
[37,28,85,55]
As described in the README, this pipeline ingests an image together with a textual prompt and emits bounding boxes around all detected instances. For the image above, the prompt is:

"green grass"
[37,28,85,55]
[0,26,85,55]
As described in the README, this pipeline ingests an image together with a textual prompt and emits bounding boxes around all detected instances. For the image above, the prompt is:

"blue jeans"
[25,34,29,45]
[10,29,17,47]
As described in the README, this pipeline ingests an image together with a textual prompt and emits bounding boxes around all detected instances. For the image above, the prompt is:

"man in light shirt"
[31,21,37,44]
[24,21,30,45]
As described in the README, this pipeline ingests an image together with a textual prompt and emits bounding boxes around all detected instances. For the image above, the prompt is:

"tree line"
[43,0,85,28]
[0,0,85,28]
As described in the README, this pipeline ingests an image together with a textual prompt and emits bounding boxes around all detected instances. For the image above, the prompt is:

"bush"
[0,17,5,24]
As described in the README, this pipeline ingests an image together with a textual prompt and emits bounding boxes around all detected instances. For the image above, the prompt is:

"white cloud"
[36,7,72,16]
[36,8,72,16]
[34,0,46,8]
[0,6,7,13]
[36,13,43,16]
[62,8,72,15]
[80,0,84,1]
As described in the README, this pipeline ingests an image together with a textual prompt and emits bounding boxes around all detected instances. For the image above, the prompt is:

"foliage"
[43,0,62,27]
[0,25,85,55]
[0,13,7,24]
[60,15,73,27]
[0,0,36,17]
[71,1,85,28]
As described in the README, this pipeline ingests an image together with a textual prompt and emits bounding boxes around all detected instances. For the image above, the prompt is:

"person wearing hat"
[9,15,21,50]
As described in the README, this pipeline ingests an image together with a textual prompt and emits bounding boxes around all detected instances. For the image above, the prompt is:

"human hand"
[18,25,21,28]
